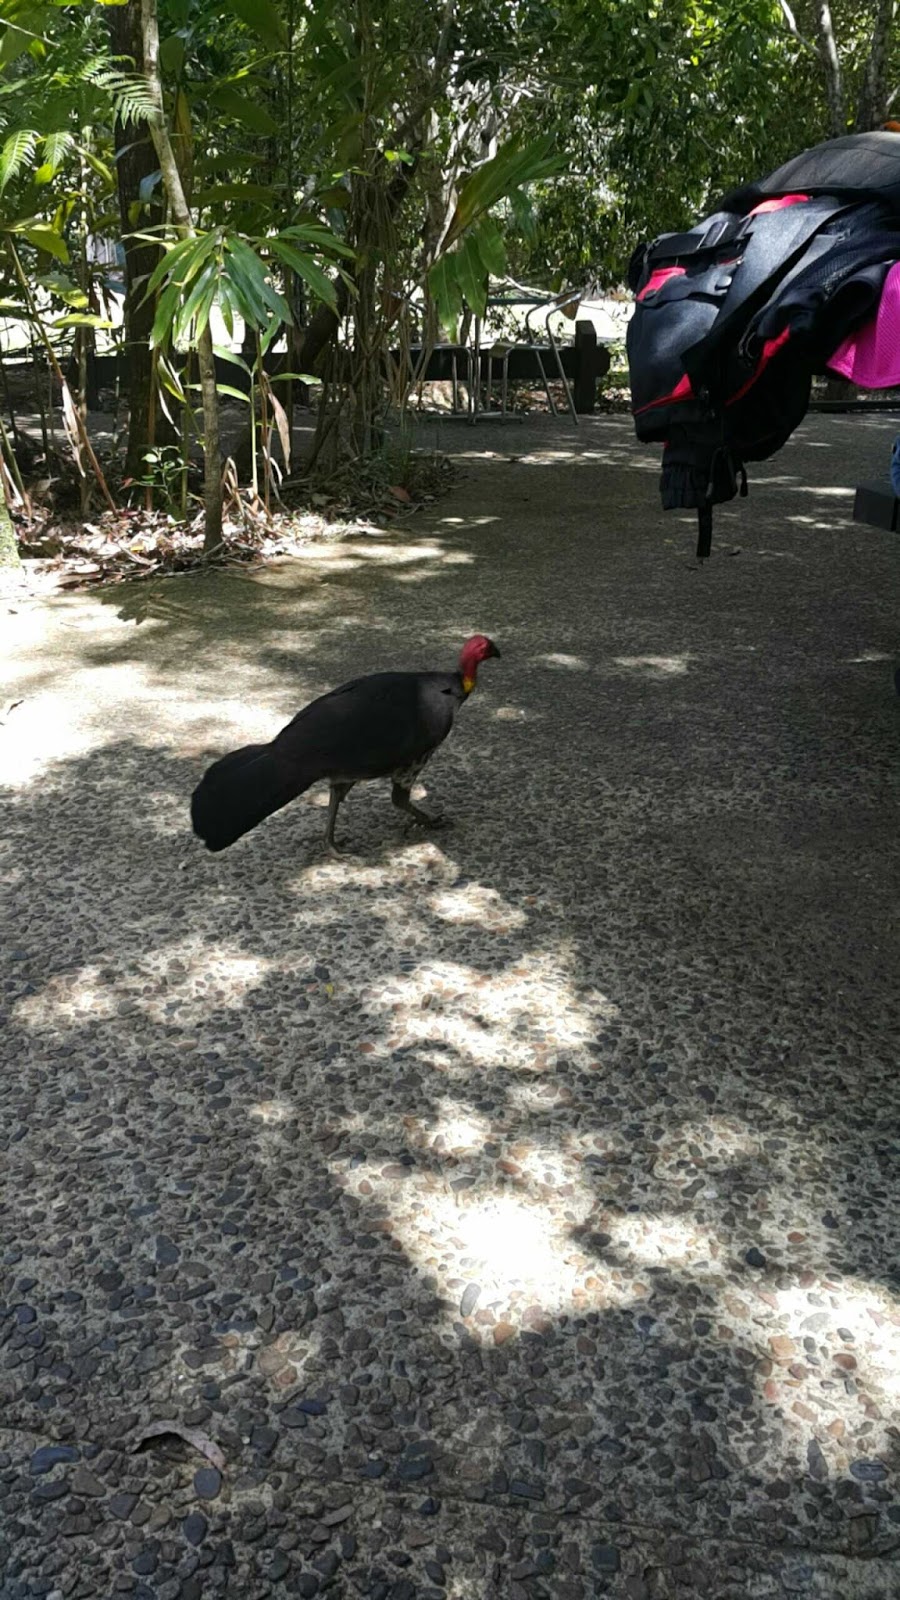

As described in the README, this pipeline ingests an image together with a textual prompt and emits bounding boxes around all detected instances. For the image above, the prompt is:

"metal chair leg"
[546,321,578,423]
[536,351,558,416]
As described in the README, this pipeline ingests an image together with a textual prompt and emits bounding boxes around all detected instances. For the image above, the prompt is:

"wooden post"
[573,319,608,414]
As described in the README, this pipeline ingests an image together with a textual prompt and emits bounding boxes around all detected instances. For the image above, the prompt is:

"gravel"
[2,412,900,1597]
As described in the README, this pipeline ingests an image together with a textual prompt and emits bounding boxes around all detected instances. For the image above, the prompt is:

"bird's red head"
[459,634,500,694]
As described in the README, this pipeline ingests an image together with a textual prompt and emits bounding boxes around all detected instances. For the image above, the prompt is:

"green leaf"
[144,233,200,296]
[269,239,337,311]
[150,279,181,346]
[277,221,354,259]
[428,254,463,337]
[213,344,252,374]
[159,33,185,77]
[454,232,488,318]
[445,134,563,249]
[157,351,186,401]
[471,215,506,277]
[225,235,291,325]
[214,382,250,403]
[53,313,115,328]
[15,223,69,262]
[174,257,218,341]
[35,130,73,183]
[77,146,114,187]
[209,83,278,136]
[223,0,287,47]
[0,128,37,191]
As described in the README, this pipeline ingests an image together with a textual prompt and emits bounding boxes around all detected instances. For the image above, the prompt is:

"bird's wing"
[271,671,461,781]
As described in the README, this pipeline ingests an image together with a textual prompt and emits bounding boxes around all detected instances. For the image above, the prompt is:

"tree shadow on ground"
[2,731,900,1599]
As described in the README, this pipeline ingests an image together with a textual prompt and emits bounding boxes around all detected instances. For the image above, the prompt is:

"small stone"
[296,1575,320,1598]
[109,1493,139,1519]
[267,1550,290,1581]
[744,1248,767,1269]
[493,1322,515,1345]
[251,1425,278,1456]
[313,1551,340,1579]
[459,1284,480,1318]
[509,1480,544,1500]
[849,1459,888,1483]
[193,1467,222,1500]
[279,1409,307,1429]
[769,1335,795,1360]
[322,1504,353,1526]
[806,1440,828,1481]
[155,1236,180,1265]
[132,1550,158,1576]
[31,1479,69,1503]
[299,1398,327,1416]
[592,1545,620,1573]
[71,1464,105,1497]
[396,1455,433,1481]
[30,1445,78,1475]
[182,1513,207,1546]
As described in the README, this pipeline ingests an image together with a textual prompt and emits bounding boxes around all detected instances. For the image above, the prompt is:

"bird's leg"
[391,782,446,829]
[325,781,354,857]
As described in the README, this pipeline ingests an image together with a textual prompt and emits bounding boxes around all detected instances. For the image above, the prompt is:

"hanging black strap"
[697,503,713,561]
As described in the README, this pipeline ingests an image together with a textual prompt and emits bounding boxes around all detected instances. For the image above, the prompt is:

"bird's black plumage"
[190,637,499,855]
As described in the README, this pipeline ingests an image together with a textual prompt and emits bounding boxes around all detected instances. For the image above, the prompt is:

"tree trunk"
[108,0,175,481]
[855,0,895,130]
[0,469,21,571]
[141,0,222,553]
[814,3,847,136]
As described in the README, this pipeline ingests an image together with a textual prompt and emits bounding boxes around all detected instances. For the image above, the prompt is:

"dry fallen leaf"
[387,484,411,502]
[132,1420,225,1470]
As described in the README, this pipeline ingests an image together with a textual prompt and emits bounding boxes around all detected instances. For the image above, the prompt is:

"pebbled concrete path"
[2,411,900,1599]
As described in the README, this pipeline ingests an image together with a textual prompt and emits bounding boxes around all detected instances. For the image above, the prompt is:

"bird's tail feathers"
[190,741,315,852]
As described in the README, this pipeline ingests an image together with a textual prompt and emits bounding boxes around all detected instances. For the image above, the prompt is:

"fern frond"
[85,66,159,127]
[0,128,37,191]
[40,130,73,179]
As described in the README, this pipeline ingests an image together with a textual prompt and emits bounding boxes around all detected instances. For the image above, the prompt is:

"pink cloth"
[827,260,900,388]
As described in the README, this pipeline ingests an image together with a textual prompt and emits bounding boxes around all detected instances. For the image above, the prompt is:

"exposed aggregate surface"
[2,412,900,1598]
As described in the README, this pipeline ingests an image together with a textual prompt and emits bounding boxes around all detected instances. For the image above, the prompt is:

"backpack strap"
[646,213,750,264]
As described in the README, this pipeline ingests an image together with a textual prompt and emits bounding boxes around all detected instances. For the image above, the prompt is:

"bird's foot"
[405,807,449,831]
[326,838,359,861]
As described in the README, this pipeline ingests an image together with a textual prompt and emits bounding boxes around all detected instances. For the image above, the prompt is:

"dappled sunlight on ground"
[12,941,271,1035]
[3,412,900,1594]
[611,653,692,677]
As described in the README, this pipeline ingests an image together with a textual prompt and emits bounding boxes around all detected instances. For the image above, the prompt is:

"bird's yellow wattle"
[462,675,476,695]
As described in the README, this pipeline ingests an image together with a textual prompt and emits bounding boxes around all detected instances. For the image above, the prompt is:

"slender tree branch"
[814,1,847,137]
[855,0,896,131]
[140,0,222,553]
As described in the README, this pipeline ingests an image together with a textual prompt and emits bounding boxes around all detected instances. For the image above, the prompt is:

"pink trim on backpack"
[749,193,810,216]
[633,372,694,414]
[637,265,687,301]
[727,326,792,405]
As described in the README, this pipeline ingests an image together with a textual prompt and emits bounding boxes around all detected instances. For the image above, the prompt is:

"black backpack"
[627,132,900,556]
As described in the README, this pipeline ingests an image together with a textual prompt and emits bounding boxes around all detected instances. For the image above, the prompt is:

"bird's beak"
[489,641,501,659]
